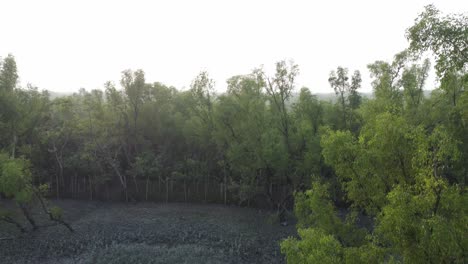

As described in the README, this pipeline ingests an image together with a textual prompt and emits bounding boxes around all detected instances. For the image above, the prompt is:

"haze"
[1,0,466,93]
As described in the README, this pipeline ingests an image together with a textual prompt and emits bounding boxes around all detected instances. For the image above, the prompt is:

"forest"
[0,5,467,264]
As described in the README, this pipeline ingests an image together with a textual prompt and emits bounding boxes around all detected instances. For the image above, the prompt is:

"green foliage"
[281,227,343,264]
[366,52,407,113]
[377,183,466,263]
[284,6,466,263]
[294,182,341,233]
[0,153,33,203]
[286,123,466,263]
[50,206,63,220]
[343,244,387,264]
[371,124,466,263]
[328,67,362,130]
[406,4,467,77]
[321,112,418,215]
[129,152,160,178]
[0,54,18,92]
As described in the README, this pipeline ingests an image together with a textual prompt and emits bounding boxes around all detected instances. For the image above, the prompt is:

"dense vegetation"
[0,5,466,263]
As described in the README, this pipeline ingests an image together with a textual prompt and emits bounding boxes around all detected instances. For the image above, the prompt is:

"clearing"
[0,200,296,263]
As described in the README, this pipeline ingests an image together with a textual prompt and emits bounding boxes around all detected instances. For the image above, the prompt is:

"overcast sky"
[1,0,466,94]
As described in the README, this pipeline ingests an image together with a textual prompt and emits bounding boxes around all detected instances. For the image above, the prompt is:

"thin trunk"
[133,107,138,154]
[341,92,346,128]
[204,179,208,202]
[55,171,60,199]
[58,137,69,192]
[33,190,74,232]
[106,182,110,200]
[184,180,187,202]
[432,187,442,216]
[83,177,86,198]
[109,159,128,202]
[89,174,93,201]
[60,164,64,193]
[223,165,227,205]
[69,174,73,198]
[19,204,37,231]
[70,173,74,199]
[77,176,80,194]
[75,174,79,197]
[152,179,155,201]
[95,140,127,201]
[133,176,139,194]
[166,177,169,203]
[1,216,26,233]
[11,133,17,159]
[146,176,149,201]
[51,141,66,198]
[220,183,222,201]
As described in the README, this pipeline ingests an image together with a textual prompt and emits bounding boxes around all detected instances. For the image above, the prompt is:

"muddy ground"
[0,200,296,263]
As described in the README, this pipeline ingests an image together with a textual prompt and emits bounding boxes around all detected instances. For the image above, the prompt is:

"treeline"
[0,4,466,263]
[1,60,327,207]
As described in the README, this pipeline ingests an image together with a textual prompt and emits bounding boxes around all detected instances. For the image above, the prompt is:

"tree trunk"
[11,133,17,159]
[106,182,110,200]
[76,174,79,198]
[146,176,149,201]
[89,175,93,201]
[133,176,139,194]
[108,159,128,202]
[77,176,80,194]
[219,182,222,201]
[34,190,74,232]
[204,179,208,202]
[19,203,37,231]
[224,167,227,205]
[70,173,74,198]
[55,171,60,199]
[83,177,86,199]
[1,216,26,233]
[184,180,187,202]
[166,177,169,203]
[51,142,65,200]
[59,163,64,193]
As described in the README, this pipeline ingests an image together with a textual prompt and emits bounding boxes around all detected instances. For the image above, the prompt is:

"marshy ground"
[0,200,296,263]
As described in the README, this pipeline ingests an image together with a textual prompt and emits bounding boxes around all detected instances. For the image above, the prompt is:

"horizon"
[1,0,466,94]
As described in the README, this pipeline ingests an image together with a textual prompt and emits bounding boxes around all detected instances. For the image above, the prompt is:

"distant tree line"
[0,57,327,208]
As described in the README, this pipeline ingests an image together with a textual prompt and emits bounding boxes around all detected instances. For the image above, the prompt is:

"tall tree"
[0,54,18,92]
[328,67,362,130]
[121,69,147,156]
[406,4,467,78]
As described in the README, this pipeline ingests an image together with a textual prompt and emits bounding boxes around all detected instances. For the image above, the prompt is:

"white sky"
[1,0,466,94]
